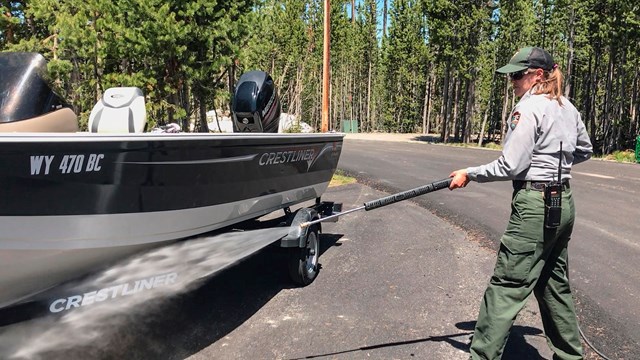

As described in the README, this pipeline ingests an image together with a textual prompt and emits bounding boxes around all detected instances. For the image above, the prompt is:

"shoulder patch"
[510,111,521,130]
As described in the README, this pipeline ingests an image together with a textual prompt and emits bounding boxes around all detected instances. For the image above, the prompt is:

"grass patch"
[482,142,502,150]
[601,150,637,163]
[446,141,502,151]
[329,170,357,187]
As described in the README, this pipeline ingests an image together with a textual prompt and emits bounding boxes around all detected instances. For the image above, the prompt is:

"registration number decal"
[30,154,104,175]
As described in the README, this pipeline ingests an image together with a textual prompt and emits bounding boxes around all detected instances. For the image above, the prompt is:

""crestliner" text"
[49,272,178,313]
[259,149,315,166]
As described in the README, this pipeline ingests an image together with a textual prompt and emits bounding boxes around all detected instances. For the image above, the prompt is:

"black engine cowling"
[0,52,70,123]
[232,70,281,133]
[0,52,78,132]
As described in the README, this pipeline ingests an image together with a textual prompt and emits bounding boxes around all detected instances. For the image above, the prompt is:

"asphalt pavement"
[186,183,553,359]
[0,181,554,360]
[337,132,640,360]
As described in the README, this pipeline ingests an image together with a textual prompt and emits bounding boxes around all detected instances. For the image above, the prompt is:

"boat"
[0,52,344,309]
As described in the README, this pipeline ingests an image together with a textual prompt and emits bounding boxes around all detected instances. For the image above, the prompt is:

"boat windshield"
[0,52,68,123]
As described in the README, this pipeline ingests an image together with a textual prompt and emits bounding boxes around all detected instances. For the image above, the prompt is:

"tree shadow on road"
[411,134,441,143]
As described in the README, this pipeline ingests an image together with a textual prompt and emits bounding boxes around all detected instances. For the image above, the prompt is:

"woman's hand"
[449,169,470,190]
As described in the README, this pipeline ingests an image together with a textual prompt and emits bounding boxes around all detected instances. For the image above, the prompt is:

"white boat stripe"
[0,182,329,250]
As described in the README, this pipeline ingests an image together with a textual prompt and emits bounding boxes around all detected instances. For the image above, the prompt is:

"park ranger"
[448,47,593,359]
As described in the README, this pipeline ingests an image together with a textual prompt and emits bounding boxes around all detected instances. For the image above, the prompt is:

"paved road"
[338,134,640,359]
[0,184,552,360]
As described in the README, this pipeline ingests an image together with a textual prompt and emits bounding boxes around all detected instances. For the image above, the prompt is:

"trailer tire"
[288,226,320,286]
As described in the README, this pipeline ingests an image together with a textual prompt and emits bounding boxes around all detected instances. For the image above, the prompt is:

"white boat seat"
[89,87,147,133]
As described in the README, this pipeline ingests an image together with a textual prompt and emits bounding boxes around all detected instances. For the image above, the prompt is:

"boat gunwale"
[0,132,345,143]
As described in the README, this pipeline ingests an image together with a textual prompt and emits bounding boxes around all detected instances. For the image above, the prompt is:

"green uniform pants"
[469,186,583,360]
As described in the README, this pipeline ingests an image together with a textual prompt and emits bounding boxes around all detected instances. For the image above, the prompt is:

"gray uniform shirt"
[467,89,593,182]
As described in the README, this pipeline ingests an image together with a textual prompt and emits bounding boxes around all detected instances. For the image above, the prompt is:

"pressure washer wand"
[300,177,453,228]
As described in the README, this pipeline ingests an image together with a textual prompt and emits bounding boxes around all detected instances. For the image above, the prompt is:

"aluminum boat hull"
[0,132,343,308]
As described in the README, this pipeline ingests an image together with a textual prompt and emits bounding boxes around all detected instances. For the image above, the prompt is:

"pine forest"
[2,0,639,155]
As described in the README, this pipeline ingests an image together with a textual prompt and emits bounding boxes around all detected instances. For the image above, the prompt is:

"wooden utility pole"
[351,0,355,24]
[321,0,330,132]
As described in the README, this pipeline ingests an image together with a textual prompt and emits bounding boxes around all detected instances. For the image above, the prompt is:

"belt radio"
[544,142,563,228]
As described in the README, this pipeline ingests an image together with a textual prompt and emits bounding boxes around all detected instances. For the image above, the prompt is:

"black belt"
[512,180,570,192]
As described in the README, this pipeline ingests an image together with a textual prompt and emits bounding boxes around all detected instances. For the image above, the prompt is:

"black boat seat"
[88,87,147,133]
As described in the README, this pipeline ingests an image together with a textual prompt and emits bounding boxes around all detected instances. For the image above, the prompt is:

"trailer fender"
[280,207,320,248]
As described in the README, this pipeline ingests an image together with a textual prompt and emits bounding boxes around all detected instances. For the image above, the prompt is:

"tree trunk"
[479,70,496,146]
[464,69,476,143]
[426,74,434,135]
[382,0,388,38]
[349,67,354,125]
[182,81,191,130]
[367,61,372,131]
[564,5,575,97]
[616,44,624,149]
[197,91,208,132]
[602,46,615,153]
[440,63,451,143]
[478,109,488,147]
[631,60,639,139]
[3,0,14,44]
[500,77,510,143]
[452,78,461,141]
[589,52,598,151]
[228,61,236,114]
[421,69,430,134]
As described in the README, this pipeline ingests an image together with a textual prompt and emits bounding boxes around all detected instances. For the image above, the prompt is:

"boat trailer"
[279,177,452,286]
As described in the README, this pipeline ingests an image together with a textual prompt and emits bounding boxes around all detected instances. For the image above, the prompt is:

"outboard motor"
[232,70,281,133]
[0,52,78,132]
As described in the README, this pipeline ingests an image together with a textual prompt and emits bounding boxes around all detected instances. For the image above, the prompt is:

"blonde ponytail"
[534,66,564,105]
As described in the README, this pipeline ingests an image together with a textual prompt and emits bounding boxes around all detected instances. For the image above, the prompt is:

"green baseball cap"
[496,47,554,74]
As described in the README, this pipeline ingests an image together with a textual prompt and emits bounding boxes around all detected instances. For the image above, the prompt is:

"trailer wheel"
[288,226,320,286]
